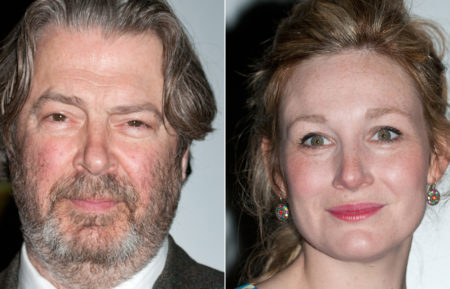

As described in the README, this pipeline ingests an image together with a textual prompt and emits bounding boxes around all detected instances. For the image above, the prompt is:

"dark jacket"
[0,236,223,289]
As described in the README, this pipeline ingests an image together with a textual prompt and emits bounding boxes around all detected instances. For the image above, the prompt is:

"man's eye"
[127,120,147,128]
[372,126,402,142]
[49,113,67,122]
[300,133,331,147]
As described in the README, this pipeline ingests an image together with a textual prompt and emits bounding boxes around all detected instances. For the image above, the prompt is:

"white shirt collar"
[18,237,169,289]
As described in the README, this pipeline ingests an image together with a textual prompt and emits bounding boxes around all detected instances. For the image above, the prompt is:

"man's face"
[11,26,187,266]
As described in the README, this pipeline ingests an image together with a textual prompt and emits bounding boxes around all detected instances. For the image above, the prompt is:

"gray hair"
[0,0,216,177]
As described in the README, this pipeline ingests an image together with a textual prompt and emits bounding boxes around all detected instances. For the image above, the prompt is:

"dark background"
[0,1,34,271]
[226,1,295,288]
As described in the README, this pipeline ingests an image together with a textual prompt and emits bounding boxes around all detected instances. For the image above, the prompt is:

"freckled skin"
[279,50,431,261]
[259,50,447,289]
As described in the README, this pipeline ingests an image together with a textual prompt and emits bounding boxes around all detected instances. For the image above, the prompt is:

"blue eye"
[372,126,402,142]
[301,133,331,147]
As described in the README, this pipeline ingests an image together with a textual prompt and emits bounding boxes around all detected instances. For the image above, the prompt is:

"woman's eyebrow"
[365,107,411,119]
[287,114,327,131]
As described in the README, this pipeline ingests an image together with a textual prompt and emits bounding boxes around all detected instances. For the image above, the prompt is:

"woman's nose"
[332,147,374,191]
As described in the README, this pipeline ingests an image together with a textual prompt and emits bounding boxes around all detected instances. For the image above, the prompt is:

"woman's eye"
[372,126,402,142]
[127,120,148,128]
[301,133,331,147]
[49,113,67,122]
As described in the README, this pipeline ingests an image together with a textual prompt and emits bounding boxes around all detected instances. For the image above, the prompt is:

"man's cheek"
[118,147,161,194]
[23,140,71,214]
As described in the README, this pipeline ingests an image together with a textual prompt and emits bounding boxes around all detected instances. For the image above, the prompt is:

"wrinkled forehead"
[29,25,165,108]
[35,24,164,78]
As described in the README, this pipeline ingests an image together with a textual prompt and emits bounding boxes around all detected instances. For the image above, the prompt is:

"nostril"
[332,155,373,191]
[75,132,115,176]
[83,147,110,175]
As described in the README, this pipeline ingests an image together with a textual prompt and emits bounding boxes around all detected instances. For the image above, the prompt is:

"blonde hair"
[244,0,449,282]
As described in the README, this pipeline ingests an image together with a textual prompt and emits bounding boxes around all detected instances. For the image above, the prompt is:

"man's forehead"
[27,25,166,109]
[36,25,163,70]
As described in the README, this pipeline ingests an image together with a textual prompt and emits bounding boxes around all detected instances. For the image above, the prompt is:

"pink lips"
[71,199,118,211]
[327,203,384,222]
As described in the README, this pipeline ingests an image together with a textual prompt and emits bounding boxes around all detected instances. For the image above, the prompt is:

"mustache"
[48,174,139,212]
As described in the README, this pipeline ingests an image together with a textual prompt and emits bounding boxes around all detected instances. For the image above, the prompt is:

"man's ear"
[261,137,287,199]
[181,147,190,182]
[427,144,449,185]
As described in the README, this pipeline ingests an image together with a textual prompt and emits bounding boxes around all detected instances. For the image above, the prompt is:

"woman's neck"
[258,238,411,289]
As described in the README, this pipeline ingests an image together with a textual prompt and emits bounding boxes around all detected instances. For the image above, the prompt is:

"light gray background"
[167,0,224,272]
[227,0,450,287]
[404,3,450,289]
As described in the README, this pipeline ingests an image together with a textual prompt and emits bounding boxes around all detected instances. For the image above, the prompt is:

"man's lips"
[327,203,384,222]
[70,199,119,211]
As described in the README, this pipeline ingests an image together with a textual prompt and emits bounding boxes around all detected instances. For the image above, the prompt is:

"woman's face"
[276,50,442,262]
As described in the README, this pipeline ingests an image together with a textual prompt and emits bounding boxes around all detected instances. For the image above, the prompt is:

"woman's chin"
[313,230,410,263]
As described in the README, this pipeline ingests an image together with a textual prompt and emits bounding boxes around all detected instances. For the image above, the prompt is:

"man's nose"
[74,124,117,176]
[332,146,374,191]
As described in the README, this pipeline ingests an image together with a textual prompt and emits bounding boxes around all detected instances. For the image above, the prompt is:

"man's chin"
[42,201,140,265]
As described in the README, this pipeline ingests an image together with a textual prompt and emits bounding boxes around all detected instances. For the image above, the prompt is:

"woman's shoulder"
[235,283,258,289]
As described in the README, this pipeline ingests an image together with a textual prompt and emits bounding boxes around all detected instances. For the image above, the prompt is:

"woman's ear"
[427,143,449,184]
[261,137,287,199]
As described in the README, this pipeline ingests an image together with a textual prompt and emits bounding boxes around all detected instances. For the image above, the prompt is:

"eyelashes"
[371,126,402,142]
[41,112,153,137]
[300,133,331,148]
[126,120,151,129]
[299,126,403,148]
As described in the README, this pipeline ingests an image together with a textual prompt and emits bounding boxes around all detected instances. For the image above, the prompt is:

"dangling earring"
[426,184,440,206]
[275,197,289,221]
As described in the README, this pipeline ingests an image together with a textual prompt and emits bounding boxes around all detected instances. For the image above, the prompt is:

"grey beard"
[10,156,182,289]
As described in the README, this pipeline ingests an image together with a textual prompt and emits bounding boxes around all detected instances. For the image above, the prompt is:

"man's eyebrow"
[109,103,163,121]
[31,92,163,120]
[32,92,87,113]
[365,107,411,119]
